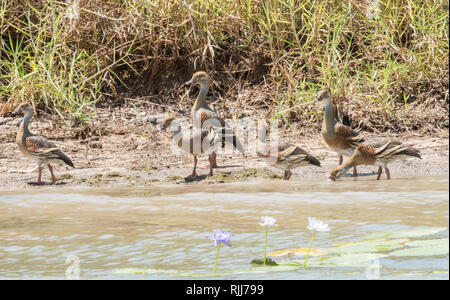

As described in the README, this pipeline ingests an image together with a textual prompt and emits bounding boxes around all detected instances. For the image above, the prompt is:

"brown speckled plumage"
[186,71,244,168]
[329,139,421,180]
[12,103,74,185]
[316,89,365,176]
[257,124,320,180]
[159,115,221,178]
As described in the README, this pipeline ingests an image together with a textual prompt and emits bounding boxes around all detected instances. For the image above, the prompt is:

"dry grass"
[0,0,448,134]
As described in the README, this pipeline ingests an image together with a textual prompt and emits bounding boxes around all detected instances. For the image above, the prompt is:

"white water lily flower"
[307,217,330,232]
[259,216,277,228]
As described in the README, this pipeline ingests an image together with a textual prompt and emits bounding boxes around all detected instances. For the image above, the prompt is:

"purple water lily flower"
[209,229,233,247]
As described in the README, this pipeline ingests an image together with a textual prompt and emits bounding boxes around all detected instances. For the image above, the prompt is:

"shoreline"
[1,107,448,192]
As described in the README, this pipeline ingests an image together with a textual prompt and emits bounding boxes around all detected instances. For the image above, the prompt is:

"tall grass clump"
[0,0,448,133]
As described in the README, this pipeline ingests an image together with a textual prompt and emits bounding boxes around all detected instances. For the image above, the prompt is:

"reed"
[0,0,447,132]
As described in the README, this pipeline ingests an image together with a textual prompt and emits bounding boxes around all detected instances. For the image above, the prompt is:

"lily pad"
[404,238,449,248]
[390,243,449,257]
[327,239,407,254]
[268,247,328,258]
[115,264,302,277]
[366,227,447,240]
[307,253,388,268]
[231,264,301,275]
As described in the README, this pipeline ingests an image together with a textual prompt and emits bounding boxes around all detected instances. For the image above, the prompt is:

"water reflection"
[0,176,448,279]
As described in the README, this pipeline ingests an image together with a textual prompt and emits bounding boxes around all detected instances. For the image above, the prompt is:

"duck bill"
[11,108,21,117]
[184,79,194,86]
[156,123,167,131]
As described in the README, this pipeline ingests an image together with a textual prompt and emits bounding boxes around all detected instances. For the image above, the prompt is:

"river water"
[0,175,448,279]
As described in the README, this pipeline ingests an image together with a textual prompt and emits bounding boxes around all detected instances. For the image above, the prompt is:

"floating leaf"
[232,264,300,275]
[366,227,447,240]
[404,238,449,248]
[268,247,328,258]
[307,253,387,268]
[327,239,407,254]
[389,239,449,257]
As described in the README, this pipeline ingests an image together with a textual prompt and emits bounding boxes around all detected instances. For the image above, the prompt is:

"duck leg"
[352,166,358,177]
[208,155,214,176]
[199,151,218,169]
[376,166,382,180]
[339,155,343,165]
[286,170,292,180]
[36,166,43,185]
[283,170,292,180]
[185,156,198,179]
[385,167,391,180]
[210,151,218,168]
[48,164,56,185]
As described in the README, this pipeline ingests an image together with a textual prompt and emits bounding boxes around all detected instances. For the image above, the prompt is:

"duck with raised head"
[11,103,74,185]
[328,139,421,181]
[185,71,244,169]
[256,122,321,180]
[158,115,222,179]
[315,89,365,177]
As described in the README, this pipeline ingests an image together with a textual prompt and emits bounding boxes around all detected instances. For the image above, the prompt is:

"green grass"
[0,0,448,132]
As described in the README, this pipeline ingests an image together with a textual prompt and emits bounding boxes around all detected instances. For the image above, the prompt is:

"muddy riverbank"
[0,106,448,191]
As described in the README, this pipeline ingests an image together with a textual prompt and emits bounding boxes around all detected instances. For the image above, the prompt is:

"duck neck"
[170,120,181,135]
[334,159,355,179]
[193,82,209,110]
[323,98,337,133]
[21,111,32,135]
[256,123,269,157]
[169,121,183,147]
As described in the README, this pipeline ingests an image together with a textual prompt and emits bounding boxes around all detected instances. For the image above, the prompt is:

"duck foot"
[184,174,207,182]
[28,181,47,186]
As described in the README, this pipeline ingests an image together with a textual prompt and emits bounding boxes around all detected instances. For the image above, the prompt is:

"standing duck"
[11,103,74,185]
[315,89,365,177]
[328,139,421,181]
[256,122,321,180]
[185,71,244,168]
[158,115,222,179]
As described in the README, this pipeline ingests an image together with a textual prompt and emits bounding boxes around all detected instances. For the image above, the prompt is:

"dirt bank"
[0,105,448,192]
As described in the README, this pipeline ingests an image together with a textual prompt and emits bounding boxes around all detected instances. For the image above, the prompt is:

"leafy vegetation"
[1,0,448,132]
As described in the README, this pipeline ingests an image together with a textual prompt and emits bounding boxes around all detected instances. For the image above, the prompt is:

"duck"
[11,103,74,185]
[256,122,321,180]
[158,115,222,179]
[328,139,421,181]
[315,89,365,177]
[185,71,244,168]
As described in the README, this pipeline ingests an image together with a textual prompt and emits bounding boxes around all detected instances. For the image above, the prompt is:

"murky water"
[0,175,448,279]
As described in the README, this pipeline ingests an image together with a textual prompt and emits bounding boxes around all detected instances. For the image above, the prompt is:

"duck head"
[184,71,210,87]
[314,89,331,103]
[12,102,33,117]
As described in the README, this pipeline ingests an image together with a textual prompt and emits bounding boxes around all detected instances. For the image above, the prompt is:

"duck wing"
[334,123,365,149]
[26,135,74,167]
